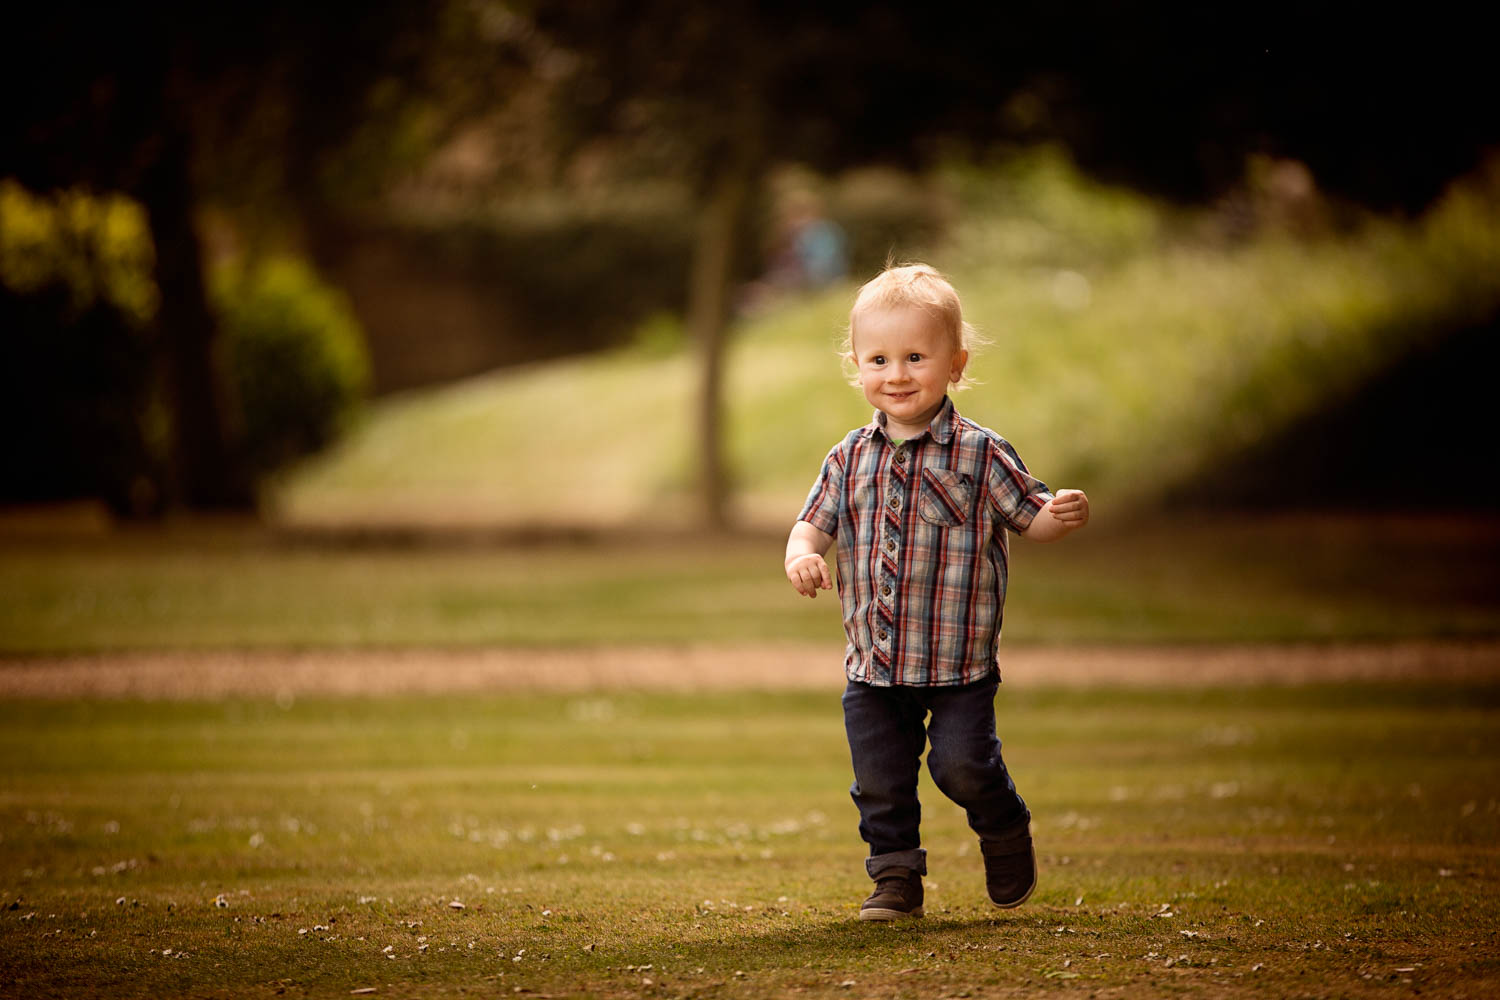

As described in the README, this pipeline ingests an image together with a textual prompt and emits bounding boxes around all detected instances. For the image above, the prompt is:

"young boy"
[784,263,1089,921]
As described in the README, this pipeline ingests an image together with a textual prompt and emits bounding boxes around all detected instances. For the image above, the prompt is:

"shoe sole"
[988,845,1038,909]
[858,906,925,921]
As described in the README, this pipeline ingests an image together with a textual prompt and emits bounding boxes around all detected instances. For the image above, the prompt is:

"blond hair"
[842,262,984,388]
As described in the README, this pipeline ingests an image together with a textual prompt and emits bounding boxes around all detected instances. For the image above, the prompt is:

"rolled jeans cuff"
[866,848,927,879]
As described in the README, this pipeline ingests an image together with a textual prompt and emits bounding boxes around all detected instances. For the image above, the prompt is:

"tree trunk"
[139,128,254,511]
[685,151,758,531]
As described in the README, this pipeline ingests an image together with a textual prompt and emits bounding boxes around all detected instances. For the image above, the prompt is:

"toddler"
[784,263,1089,920]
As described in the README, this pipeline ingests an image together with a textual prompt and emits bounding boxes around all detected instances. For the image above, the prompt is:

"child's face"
[850,306,968,437]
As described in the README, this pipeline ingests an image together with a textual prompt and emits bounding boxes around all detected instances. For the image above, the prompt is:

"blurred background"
[2,1,1497,653]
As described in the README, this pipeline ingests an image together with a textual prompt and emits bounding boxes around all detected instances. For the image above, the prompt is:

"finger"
[818,562,834,590]
[802,568,822,597]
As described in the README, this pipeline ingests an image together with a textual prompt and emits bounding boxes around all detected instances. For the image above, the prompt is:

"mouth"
[884,391,917,401]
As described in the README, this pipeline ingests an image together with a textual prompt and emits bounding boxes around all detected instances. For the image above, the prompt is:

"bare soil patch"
[1,640,1496,699]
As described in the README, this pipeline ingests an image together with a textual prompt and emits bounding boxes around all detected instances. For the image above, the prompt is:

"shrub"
[0,181,166,514]
[212,257,371,480]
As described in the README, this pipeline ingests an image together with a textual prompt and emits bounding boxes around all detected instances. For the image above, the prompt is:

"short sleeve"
[986,437,1052,533]
[796,440,847,536]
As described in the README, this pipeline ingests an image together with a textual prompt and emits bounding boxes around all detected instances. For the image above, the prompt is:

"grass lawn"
[2,683,1498,998]
[1,513,1497,653]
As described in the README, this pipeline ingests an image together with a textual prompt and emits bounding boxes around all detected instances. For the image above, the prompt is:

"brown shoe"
[858,866,925,921]
[981,832,1037,908]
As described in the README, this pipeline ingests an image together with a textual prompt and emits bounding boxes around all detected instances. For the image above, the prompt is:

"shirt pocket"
[918,468,973,526]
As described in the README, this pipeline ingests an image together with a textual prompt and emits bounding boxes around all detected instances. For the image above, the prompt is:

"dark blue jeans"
[842,676,1030,878]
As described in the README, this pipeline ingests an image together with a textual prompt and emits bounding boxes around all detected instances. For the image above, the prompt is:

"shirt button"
[887,495,899,509]
[885,539,896,552]
[880,585,892,597]
[896,451,907,464]
[877,630,888,642]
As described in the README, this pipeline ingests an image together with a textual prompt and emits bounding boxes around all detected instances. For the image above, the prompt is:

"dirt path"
[1,640,1496,699]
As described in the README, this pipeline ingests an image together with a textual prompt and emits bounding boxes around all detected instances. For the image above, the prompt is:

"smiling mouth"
[885,391,917,400]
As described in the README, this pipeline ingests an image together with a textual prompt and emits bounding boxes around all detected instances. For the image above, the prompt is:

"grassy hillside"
[275,151,1500,529]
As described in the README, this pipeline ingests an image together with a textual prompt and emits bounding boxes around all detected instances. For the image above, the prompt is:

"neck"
[885,416,931,439]
[884,400,945,440]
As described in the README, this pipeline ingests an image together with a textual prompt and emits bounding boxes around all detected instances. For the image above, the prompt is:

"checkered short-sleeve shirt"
[797,397,1052,686]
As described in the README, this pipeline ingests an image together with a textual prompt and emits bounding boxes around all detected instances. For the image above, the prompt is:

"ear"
[949,349,969,384]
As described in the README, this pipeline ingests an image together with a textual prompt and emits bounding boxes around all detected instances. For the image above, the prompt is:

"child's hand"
[786,553,834,598]
[1049,489,1090,529]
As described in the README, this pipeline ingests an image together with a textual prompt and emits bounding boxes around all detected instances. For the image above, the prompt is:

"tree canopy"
[3,2,465,509]
[5,1,1492,521]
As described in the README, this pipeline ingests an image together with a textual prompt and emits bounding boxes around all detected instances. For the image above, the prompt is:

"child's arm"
[1021,489,1090,542]
[785,520,835,598]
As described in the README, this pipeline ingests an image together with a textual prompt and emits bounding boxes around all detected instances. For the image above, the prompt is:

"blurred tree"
[530,1,1030,528]
[1,2,488,511]
[532,0,1493,528]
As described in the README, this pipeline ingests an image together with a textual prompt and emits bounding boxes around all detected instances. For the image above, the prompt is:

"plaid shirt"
[797,397,1052,687]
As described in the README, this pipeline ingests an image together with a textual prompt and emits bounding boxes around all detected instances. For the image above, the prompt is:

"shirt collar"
[861,396,957,445]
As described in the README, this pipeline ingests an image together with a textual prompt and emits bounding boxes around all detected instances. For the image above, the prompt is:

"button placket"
[874,443,906,657]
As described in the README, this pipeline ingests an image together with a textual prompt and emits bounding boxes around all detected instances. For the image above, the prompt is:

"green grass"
[3,684,1498,997]
[274,153,1500,528]
[1,514,1496,653]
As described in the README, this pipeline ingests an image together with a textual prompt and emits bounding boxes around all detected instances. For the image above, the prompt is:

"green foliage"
[0,180,373,505]
[0,182,165,513]
[0,179,159,324]
[1,685,1497,996]
[630,311,688,357]
[212,257,371,480]
[941,146,1165,268]
[732,155,1500,515]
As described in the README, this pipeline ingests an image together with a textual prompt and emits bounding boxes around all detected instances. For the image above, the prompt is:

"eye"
[871,355,887,365]
[908,353,923,363]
